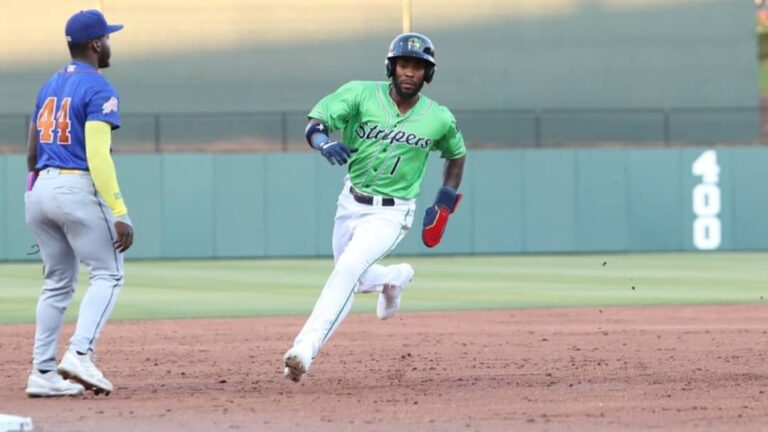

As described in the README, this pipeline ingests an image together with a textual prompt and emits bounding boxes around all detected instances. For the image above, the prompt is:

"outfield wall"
[1,147,767,261]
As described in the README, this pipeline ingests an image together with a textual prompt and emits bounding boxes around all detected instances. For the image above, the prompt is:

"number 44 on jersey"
[37,96,72,145]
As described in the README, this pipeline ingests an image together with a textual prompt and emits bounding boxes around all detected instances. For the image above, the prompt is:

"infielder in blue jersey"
[24,10,133,397]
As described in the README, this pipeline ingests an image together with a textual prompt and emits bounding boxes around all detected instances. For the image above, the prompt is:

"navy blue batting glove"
[319,141,358,166]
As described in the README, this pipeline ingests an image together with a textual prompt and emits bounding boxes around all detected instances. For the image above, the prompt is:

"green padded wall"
[2,146,767,261]
[3,155,34,260]
[162,154,215,258]
[627,149,683,250]
[730,148,768,248]
[576,150,629,251]
[213,154,267,258]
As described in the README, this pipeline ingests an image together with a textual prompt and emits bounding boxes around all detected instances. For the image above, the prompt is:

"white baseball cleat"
[25,369,85,397]
[283,344,313,383]
[57,349,113,395]
[377,263,415,320]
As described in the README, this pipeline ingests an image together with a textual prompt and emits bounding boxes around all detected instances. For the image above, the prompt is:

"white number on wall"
[691,150,721,250]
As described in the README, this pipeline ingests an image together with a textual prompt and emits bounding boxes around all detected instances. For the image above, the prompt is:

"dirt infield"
[1,305,767,432]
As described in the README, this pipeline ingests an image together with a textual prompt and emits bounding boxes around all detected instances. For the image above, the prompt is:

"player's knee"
[92,270,124,288]
[336,254,372,273]
[42,271,78,293]
[42,279,76,294]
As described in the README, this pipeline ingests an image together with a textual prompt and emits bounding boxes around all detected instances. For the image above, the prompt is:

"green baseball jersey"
[309,81,466,199]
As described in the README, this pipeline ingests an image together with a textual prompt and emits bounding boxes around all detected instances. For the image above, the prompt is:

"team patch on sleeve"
[102,97,119,114]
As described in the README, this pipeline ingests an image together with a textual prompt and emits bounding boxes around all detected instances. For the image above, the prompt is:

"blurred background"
[0,0,760,151]
[0,0,766,260]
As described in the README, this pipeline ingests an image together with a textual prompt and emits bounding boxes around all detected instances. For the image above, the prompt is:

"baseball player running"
[283,33,467,382]
[24,10,132,397]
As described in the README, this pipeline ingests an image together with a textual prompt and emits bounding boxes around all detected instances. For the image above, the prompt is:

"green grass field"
[0,253,765,325]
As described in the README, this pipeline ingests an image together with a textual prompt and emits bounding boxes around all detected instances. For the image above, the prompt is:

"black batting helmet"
[385,32,436,83]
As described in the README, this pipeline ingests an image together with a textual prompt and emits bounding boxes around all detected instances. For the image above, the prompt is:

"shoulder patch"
[102,97,119,114]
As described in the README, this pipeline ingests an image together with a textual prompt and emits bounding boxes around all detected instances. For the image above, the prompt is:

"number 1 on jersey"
[37,97,72,145]
[389,156,402,176]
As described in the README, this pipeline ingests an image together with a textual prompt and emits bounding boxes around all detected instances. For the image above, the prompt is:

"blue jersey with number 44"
[33,60,121,170]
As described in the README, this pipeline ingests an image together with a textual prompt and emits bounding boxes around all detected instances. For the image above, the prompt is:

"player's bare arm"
[442,156,465,190]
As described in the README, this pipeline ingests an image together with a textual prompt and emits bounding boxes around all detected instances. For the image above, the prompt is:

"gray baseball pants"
[24,168,124,371]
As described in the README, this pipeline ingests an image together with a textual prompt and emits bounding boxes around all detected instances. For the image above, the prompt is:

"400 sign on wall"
[692,150,721,251]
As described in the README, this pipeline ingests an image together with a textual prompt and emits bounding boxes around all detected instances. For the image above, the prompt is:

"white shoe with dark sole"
[57,349,113,396]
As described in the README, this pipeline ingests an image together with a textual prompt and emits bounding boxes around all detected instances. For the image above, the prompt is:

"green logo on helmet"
[407,37,422,51]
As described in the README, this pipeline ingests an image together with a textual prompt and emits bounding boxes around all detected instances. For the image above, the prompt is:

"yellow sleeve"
[85,121,128,217]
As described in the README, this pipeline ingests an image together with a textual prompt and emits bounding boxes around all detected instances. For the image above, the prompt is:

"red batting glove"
[421,188,463,248]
